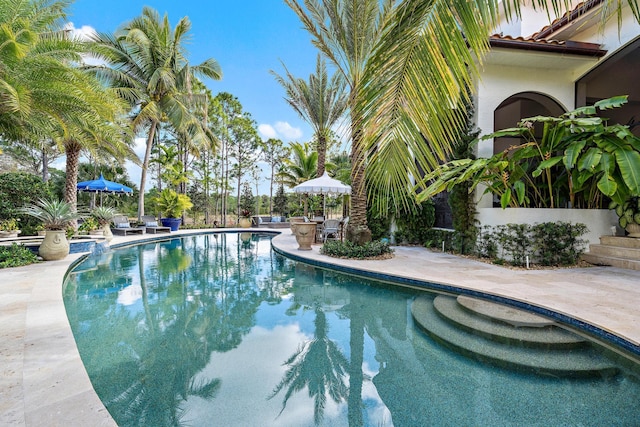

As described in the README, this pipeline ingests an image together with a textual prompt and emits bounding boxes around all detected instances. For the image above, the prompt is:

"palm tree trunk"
[317,133,326,177]
[138,121,158,221]
[64,140,81,229]
[41,146,49,182]
[346,110,371,244]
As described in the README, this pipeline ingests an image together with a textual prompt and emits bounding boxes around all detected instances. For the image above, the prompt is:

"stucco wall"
[477,208,619,248]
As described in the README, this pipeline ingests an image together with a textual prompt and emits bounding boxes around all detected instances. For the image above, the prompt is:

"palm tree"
[0,0,70,133]
[272,55,347,177]
[0,0,135,215]
[285,0,391,244]
[277,142,318,188]
[87,6,222,219]
[286,0,640,243]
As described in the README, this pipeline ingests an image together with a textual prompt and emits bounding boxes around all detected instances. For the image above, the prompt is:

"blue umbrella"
[77,174,133,194]
[77,174,133,206]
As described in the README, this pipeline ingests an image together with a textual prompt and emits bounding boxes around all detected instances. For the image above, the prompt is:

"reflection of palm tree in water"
[269,307,349,424]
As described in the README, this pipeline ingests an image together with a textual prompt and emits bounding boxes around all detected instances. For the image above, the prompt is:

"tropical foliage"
[0,244,38,269]
[286,0,640,244]
[0,0,136,216]
[418,97,640,210]
[278,142,319,187]
[272,54,347,177]
[153,189,193,219]
[0,172,52,234]
[20,198,81,230]
[87,6,222,219]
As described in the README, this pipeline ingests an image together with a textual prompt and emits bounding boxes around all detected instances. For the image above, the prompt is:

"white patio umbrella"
[293,171,351,216]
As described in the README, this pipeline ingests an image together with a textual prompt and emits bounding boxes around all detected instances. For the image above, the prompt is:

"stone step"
[600,235,640,249]
[433,295,586,349]
[411,296,618,378]
[456,295,555,327]
[582,252,640,271]
[589,244,640,259]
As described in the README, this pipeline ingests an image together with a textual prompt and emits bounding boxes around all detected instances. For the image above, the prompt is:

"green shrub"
[531,222,587,266]
[475,222,587,266]
[0,172,52,235]
[0,244,38,268]
[394,200,435,244]
[320,240,394,259]
[496,223,530,266]
[476,226,498,258]
[366,213,392,240]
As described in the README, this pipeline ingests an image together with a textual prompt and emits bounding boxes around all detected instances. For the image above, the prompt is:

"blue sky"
[66,1,320,191]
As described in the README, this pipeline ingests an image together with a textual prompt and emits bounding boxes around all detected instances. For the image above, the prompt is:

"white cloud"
[64,22,97,40]
[258,121,303,141]
[64,22,106,66]
[274,121,303,140]
[258,124,277,139]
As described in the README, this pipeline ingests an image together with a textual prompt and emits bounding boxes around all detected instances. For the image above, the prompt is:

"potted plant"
[34,224,46,236]
[153,189,193,231]
[0,218,21,238]
[611,197,640,237]
[238,209,252,228]
[77,217,100,235]
[19,199,81,260]
[91,206,117,241]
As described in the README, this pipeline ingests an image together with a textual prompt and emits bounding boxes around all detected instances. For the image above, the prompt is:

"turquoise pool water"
[63,232,640,426]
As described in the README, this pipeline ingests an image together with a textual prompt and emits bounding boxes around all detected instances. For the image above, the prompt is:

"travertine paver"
[1,229,639,426]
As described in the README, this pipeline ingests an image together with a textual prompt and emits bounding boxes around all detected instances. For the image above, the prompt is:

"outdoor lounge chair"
[320,219,341,242]
[111,215,145,236]
[141,215,171,234]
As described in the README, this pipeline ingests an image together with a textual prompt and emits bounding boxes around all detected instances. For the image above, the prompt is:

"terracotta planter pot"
[239,218,251,228]
[294,222,317,250]
[289,217,305,234]
[39,230,70,261]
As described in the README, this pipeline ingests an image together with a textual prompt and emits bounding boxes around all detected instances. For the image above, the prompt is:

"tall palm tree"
[285,0,392,243]
[286,0,640,242]
[0,0,134,214]
[87,6,222,219]
[363,1,640,214]
[272,54,347,177]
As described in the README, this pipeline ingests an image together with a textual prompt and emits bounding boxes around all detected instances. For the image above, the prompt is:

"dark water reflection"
[63,233,640,427]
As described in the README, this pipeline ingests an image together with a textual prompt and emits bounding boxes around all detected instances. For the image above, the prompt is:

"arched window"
[493,92,565,154]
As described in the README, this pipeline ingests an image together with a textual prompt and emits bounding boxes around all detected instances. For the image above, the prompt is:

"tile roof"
[531,0,605,40]
[489,34,606,57]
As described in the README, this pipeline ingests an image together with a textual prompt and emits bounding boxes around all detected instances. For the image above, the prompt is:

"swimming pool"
[63,232,640,426]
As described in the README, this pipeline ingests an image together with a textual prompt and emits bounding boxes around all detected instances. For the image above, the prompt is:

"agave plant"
[91,206,117,226]
[20,199,81,230]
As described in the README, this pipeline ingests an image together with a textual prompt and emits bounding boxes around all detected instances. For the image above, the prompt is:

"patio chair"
[111,215,145,236]
[141,215,171,234]
[320,219,341,242]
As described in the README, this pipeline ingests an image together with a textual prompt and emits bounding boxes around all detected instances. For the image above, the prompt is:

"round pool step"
[411,296,618,378]
[456,295,555,327]
[433,295,586,349]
